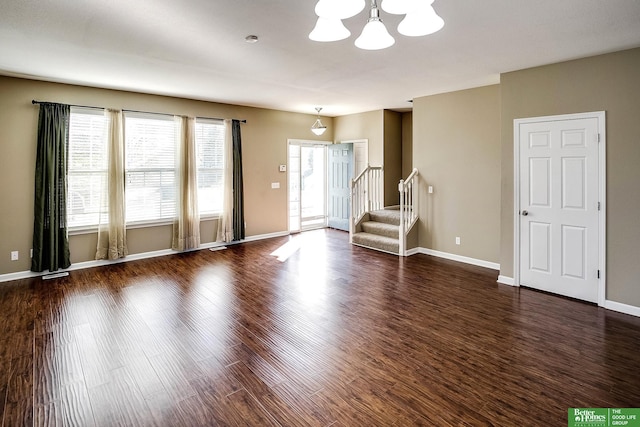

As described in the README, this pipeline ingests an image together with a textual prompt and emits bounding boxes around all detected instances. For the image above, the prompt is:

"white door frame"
[287,139,332,233]
[341,139,368,176]
[513,111,606,306]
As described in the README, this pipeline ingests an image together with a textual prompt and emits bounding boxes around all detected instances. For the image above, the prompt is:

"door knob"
[522,210,529,216]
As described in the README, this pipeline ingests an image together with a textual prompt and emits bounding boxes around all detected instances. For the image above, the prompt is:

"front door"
[517,113,603,303]
[328,143,353,231]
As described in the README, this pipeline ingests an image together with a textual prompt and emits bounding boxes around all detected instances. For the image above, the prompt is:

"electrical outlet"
[11,251,19,261]
[455,237,461,245]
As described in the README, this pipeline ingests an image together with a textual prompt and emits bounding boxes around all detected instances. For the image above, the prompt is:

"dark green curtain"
[31,103,71,272]
[232,119,245,241]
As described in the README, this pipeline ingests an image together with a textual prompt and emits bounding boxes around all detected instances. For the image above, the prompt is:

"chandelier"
[309,0,444,50]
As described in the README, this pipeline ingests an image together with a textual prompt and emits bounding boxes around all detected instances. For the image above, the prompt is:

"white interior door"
[517,114,603,303]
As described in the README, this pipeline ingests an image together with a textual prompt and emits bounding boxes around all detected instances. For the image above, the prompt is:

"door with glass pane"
[288,141,328,232]
[328,143,353,231]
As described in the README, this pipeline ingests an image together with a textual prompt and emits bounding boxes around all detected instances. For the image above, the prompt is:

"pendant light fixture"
[311,107,327,136]
[309,0,444,50]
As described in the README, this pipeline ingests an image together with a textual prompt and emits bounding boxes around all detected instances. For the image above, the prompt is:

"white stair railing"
[350,165,383,242]
[398,168,419,256]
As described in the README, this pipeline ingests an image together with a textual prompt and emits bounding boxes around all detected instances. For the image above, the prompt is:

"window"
[124,113,177,224]
[195,119,225,216]
[67,107,108,229]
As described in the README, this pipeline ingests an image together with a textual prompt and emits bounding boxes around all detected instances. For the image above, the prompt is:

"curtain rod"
[31,100,247,123]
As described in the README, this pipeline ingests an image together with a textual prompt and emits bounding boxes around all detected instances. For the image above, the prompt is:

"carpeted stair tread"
[352,232,399,254]
[369,209,401,226]
[361,221,399,239]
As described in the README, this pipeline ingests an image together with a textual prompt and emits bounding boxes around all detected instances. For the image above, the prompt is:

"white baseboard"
[418,247,500,271]
[0,231,290,284]
[241,231,289,242]
[497,275,516,286]
[0,270,43,283]
[604,300,640,318]
[405,247,421,256]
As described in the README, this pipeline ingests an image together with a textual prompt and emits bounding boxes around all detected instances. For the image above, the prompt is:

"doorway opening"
[288,141,329,232]
[287,139,368,234]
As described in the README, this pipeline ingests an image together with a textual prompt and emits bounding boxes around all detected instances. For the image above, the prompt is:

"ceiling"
[1,0,640,117]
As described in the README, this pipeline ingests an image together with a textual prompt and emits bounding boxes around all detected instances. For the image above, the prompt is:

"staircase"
[350,167,419,256]
[352,208,401,254]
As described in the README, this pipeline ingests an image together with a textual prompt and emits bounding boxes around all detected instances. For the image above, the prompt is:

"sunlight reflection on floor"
[269,234,303,262]
[286,231,329,306]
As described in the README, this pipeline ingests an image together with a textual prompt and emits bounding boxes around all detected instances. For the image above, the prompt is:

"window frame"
[66,107,108,233]
[123,111,179,227]
[195,117,225,219]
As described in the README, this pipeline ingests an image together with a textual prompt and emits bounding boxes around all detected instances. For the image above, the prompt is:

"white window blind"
[67,107,108,229]
[195,119,225,216]
[124,112,177,224]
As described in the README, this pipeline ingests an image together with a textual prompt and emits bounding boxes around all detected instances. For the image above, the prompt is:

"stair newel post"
[369,172,372,210]
[399,179,406,256]
[370,168,375,211]
[407,181,412,222]
[412,174,417,224]
[349,177,355,243]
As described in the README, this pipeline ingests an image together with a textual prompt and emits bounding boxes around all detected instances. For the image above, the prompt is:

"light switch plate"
[279,164,286,172]
[271,182,280,189]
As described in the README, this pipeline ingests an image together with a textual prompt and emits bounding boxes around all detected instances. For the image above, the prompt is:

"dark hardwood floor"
[1,229,639,426]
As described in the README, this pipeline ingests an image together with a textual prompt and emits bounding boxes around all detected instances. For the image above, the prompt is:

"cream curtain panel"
[172,116,201,251]
[217,119,234,242]
[96,109,128,260]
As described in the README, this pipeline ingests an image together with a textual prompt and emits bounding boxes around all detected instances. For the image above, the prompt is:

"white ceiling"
[1,0,640,116]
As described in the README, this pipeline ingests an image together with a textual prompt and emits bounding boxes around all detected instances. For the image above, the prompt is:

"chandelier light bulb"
[309,17,351,42]
[380,0,414,15]
[315,0,365,20]
[355,1,395,50]
[355,20,395,50]
[398,3,444,37]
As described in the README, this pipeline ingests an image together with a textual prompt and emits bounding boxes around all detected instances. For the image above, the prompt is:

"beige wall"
[383,110,402,206]
[334,110,384,166]
[402,112,413,177]
[500,48,640,306]
[413,85,501,263]
[0,76,333,275]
